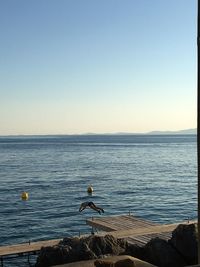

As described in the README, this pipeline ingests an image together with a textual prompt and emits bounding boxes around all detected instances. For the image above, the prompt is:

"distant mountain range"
[103,128,197,135]
[0,128,197,137]
[146,128,197,135]
[85,128,197,135]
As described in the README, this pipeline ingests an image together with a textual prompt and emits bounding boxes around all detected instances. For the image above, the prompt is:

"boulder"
[60,236,80,248]
[143,237,186,267]
[35,245,74,267]
[76,242,97,260]
[123,243,144,260]
[85,235,126,256]
[35,234,127,267]
[169,223,198,265]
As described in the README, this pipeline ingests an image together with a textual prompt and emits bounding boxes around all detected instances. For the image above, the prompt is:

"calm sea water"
[0,134,197,265]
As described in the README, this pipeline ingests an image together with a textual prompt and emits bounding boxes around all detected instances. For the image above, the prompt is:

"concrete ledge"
[52,255,157,267]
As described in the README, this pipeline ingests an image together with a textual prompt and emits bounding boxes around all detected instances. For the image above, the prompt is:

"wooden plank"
[126,237,144,246]
[86,215,159,232]
[96,217,124,229]
[0,239,61,257]
[87,218,118,231]
[87,215,197,247]
[131,235,150,244]
[121,215,158,226]
[110,216,155,229]
[87,215,196,240]
[125,230,172,246]
[106,222,188,239]
[102,215,156,229]
[126,236,148,246]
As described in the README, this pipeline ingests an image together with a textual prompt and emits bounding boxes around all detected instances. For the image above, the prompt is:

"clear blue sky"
[0,0,197,135]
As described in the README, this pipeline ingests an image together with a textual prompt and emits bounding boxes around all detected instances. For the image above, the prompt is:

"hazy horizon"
[0,1,197,135]
[0,128,197,137]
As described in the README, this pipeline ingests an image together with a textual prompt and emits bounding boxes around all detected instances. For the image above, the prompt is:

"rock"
[35,234,127,267]
[94,257,136,267]
[123,243,144,260]
[60,236,80,248]
[77,242,97,260]
[85,235,126,256]
[35,245,73,267]
[143,237,186,267]
[169,223,198,265]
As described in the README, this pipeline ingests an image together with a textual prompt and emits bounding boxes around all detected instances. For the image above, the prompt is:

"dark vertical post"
[198,0,200,264]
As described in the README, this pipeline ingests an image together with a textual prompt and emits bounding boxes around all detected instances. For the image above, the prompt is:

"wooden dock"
[0,238,62,266]
[0,214,196,266]
[86,214,196,246]
[0,238,61,257]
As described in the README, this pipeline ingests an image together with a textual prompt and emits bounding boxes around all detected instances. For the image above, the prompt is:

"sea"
[0,134,197,266]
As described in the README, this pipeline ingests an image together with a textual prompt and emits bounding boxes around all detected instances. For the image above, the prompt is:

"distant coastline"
[0,128,197,137]
[83,128,197,136]
[146,128,197,135]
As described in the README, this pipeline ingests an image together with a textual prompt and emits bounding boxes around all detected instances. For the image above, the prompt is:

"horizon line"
[0,128,197,137]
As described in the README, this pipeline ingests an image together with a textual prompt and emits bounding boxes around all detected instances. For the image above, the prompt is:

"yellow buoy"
[21,192,29,200]
[87,185,93,194]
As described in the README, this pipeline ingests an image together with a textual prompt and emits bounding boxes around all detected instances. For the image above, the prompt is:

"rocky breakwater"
[35,223,197,267]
